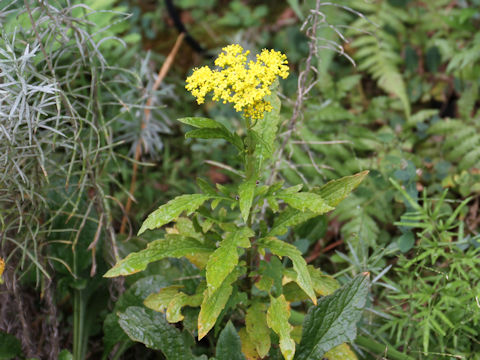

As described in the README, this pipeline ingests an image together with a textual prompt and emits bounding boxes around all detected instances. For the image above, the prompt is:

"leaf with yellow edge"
[323,343,357,360]
[246,302,271,357]
[166,292,203,323]
[104,235,214,277]
[267,295,295,360]
[138,194,211,235]
[238,328,261,360]
[198,270,238,339]
[308,266,340,296]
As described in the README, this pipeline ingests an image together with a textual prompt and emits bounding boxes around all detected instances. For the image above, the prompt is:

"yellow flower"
[186,44,289,120]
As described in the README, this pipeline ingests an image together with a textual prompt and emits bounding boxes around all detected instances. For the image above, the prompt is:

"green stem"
[355,336,415,360]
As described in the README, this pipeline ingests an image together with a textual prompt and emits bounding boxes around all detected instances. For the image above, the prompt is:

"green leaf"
[178,117,224,129]
[206,227,253,293]
[259,237,316,304]
[277,192,334,213]
[252,90,281,161]
[238,178,257,223]
[58,350,73,360]
[138,194,211,235]
[104,235,214,277]
[314,171,369,208]
[216,322,246,360]
[118,306,196,360]
[295,274,370,360]
[198,271,237,339]
[246,302,271,357]
[179,117,243,151]
[0,331,22,360]
[267,295,296,360]
[268,208,317,236]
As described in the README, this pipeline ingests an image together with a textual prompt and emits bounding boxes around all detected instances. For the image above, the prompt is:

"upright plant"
[105,45,370,360]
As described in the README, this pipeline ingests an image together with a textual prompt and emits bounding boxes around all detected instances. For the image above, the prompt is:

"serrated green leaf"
[117,306,196,360]
[268,208,317,236]
[267,295,295,360]
[277,192,334,213]
[178,117,223,129]
[314,171,369,208]
[198,271,237,339]
[259,237,316,304]
[216,322,246,360]
[252,90,281,161]
[323,343,357,360]
[144,285,184,313]
[246,302,271,357]
[238,178,257,223]
[206,227,253,293]
[295,274,370,360]
[104,235,214,277]
[138,194,211,235]
[197,178,218,195]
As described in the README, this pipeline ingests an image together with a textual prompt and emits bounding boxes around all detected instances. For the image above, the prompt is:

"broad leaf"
[118,306,196,360]
[323,343,357,360]
[246,302,271,357]
[238,178,257,223]
[276,192,333,213]
[138,194,211,235]
[259,237,316,304]
[295,274,370,360]
[104,235,214,277]
[198,271,237,339]
[267,295,295,360]
[314,171,369,208]
[206,228,253,293]
[216,321,246,360]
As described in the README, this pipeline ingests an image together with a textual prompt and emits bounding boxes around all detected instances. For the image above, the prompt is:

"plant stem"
[355,336,415,360]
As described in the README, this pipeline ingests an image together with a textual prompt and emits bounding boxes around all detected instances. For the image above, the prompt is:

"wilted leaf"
[323,343,357,360]
[246,302,271,357]
[144,285,183,313]
[267,295,295,360]
[295,274,369,360]
[238,328,261,360]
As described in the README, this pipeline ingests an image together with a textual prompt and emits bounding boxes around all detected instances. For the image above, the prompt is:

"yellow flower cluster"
[186,44,289,120]
[0,257,4,284]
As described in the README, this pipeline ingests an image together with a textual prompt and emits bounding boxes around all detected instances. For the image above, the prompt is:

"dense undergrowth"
[0,0,479,359]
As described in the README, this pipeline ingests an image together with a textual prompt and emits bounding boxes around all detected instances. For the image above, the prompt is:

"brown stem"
[119,33,185,234]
